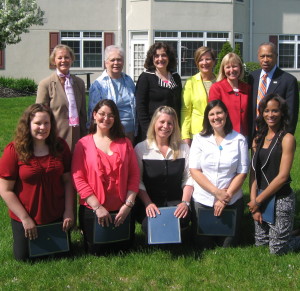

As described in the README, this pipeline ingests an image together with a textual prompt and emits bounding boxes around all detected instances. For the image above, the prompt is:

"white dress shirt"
[189,130,249,207]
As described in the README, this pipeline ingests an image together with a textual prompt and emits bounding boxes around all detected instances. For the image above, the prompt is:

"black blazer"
[248,67,299,141]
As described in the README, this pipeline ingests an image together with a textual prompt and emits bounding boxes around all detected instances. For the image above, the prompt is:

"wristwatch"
[182,200,190,207]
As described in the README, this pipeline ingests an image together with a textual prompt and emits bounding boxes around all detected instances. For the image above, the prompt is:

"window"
[234,33,243,59]
[154,31,230,77]
[61,31,103,68]
[278,35,300,69]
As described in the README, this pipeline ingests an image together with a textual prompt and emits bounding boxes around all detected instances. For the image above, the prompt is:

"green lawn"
[0,96,300,290]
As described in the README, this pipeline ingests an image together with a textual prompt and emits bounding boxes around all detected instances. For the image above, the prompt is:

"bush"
[243,62,261,82]
[0,76,37,93]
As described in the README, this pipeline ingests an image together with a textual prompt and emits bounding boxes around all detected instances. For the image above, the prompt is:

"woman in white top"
[189,99,249,248]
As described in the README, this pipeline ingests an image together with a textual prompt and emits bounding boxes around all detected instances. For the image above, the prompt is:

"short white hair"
[104,45,124,61]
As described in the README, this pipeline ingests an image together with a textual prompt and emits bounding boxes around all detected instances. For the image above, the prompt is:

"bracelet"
[182,200,190,207]
[125,199,135,207]
[93,205,101,213]
[254,200,261,207]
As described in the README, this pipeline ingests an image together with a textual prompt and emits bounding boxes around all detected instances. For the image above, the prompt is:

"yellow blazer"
[36,73,87,152]
[181,72,211,139]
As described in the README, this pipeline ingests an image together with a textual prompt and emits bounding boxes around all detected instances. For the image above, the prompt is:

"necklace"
[265,137,273,142]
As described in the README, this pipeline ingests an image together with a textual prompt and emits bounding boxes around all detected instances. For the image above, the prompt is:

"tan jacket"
[36,72,87,152]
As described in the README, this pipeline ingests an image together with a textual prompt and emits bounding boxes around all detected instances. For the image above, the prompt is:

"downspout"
[117,0,123,47]
[249,0,253,61]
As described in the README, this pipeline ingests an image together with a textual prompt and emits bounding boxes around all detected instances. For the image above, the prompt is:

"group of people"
[0,41,299,261]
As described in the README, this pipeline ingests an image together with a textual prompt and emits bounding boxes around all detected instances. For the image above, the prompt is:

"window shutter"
[104,32,114,48]
[269,35,278,49]
[49,32,59,69]
[0,49,4,69]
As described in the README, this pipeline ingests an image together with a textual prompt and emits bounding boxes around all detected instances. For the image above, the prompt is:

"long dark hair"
[201,100,233,136]
[89,99,125,140]
[144,42,177,72]
[254,93,289,146]
[14,103,62,163]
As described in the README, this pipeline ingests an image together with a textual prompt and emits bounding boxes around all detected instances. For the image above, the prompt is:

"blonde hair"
[194,46,216,70]
[146,106,182,160]
[217,52,244,82]
[49,44,75,66]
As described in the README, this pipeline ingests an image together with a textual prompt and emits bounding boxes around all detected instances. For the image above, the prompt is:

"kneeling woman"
[0,104,74,261]
[248,94,300,254]
[189,100,249,248]
[134,106,193,239]
[72,99,139,254]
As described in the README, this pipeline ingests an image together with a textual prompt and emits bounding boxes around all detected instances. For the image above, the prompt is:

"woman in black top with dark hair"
[136,42,182,141]
[248,93,300,254]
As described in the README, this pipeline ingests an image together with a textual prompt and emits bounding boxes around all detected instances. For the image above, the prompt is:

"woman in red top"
[72,99,139,255]
[0,104,74,261]
[209,53,251,137]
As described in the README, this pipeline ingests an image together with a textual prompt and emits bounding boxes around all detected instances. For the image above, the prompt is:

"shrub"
[0,76,37,93]
[243,62,261,82]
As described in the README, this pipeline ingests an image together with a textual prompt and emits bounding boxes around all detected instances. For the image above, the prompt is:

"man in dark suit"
[248,42,299,141]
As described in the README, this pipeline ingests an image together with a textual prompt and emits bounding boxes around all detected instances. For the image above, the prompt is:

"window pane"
[61,40,80,67]
[83,41,102,68]
[83,32,102,38]
[298,44,300,69]
[61,31,80,38]
[181,41,203,77]
[279,43,294,68]
[207,41,226,59]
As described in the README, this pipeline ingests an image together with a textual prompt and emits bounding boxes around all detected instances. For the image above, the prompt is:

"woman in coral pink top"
[209,53,251,137]
[72,99,139,254]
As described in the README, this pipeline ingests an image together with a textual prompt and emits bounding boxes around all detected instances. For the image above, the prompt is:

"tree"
[214,41,233,75]
[0,0,44,49]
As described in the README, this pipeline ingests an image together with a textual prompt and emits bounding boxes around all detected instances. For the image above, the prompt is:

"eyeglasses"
[97,112,115,119]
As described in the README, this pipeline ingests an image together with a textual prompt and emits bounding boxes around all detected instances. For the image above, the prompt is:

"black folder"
[197,208,237,236]
[93,213,131,244]
[148,207,181,244]
[28,222,69,257]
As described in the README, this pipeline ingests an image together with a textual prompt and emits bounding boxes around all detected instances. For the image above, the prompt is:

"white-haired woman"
[134,106,193,238]
[88,45,136,143]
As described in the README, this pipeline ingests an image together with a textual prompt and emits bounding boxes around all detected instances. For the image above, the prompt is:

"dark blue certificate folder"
[93,213,131,244]
[148,207,181,245]
[197,208,237,236]
[28,222,69,257]
[258,189,275,224]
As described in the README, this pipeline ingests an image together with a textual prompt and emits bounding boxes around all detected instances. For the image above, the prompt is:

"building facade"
[1,0,300,86]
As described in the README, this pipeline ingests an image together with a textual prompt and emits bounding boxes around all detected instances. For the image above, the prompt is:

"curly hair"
[88,99,125,140]
[144,42,177,72]
[254,93,289,146]
[14,103,62,163]
[146,106,182,160]
[201,100,233,137]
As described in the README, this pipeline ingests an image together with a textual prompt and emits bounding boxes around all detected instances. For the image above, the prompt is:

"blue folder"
[28,222,69,258]
[147,207,181,245]
[197,208,237,236]
[258,189,275,224]
[93,213,131,244]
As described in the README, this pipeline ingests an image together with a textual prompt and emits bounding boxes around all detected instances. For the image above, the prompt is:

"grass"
[1,96,300,290]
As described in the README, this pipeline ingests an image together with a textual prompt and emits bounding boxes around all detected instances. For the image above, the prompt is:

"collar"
[260,65,277,79]
[147,140,173,157]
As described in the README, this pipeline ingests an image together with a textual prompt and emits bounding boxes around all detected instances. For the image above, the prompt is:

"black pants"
[79,205,135,255]
[191,197,244,249]
[11,219,71,261]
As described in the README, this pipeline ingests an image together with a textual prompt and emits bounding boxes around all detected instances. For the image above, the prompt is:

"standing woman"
[248,93,300,254]
[189,100,249,248]
[0,104,74,261]
[72,99,139,254]
[88,45,136,143]
[136,42,182,142]
[209,53,250,137]
[134,106,193,238]
[37,44,87,152]
[181,46,216,146]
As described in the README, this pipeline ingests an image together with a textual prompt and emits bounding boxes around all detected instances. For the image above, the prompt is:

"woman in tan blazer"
[36,44,87,152]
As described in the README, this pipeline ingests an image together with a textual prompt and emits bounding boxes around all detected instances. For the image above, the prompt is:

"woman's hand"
[182,138,192,147]
[247,200,260,214]
[174,202,189,218]
[214,189,230,204]
[252,211,263,224]
[214,200,226,217]
[22,217,38,240]
[95,205,112,227]
[114,204,131,227]
[62,209,74,232]
[146,203,160,218]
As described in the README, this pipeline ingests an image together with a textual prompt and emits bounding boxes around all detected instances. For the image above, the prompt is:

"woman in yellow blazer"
[37,44,87,152]
[181,47,216,146]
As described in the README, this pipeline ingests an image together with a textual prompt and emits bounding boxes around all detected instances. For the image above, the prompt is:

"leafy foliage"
[243,61,261,82]
[214,42,233,75]
[0,0,44,49]
[0,76,37,93]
